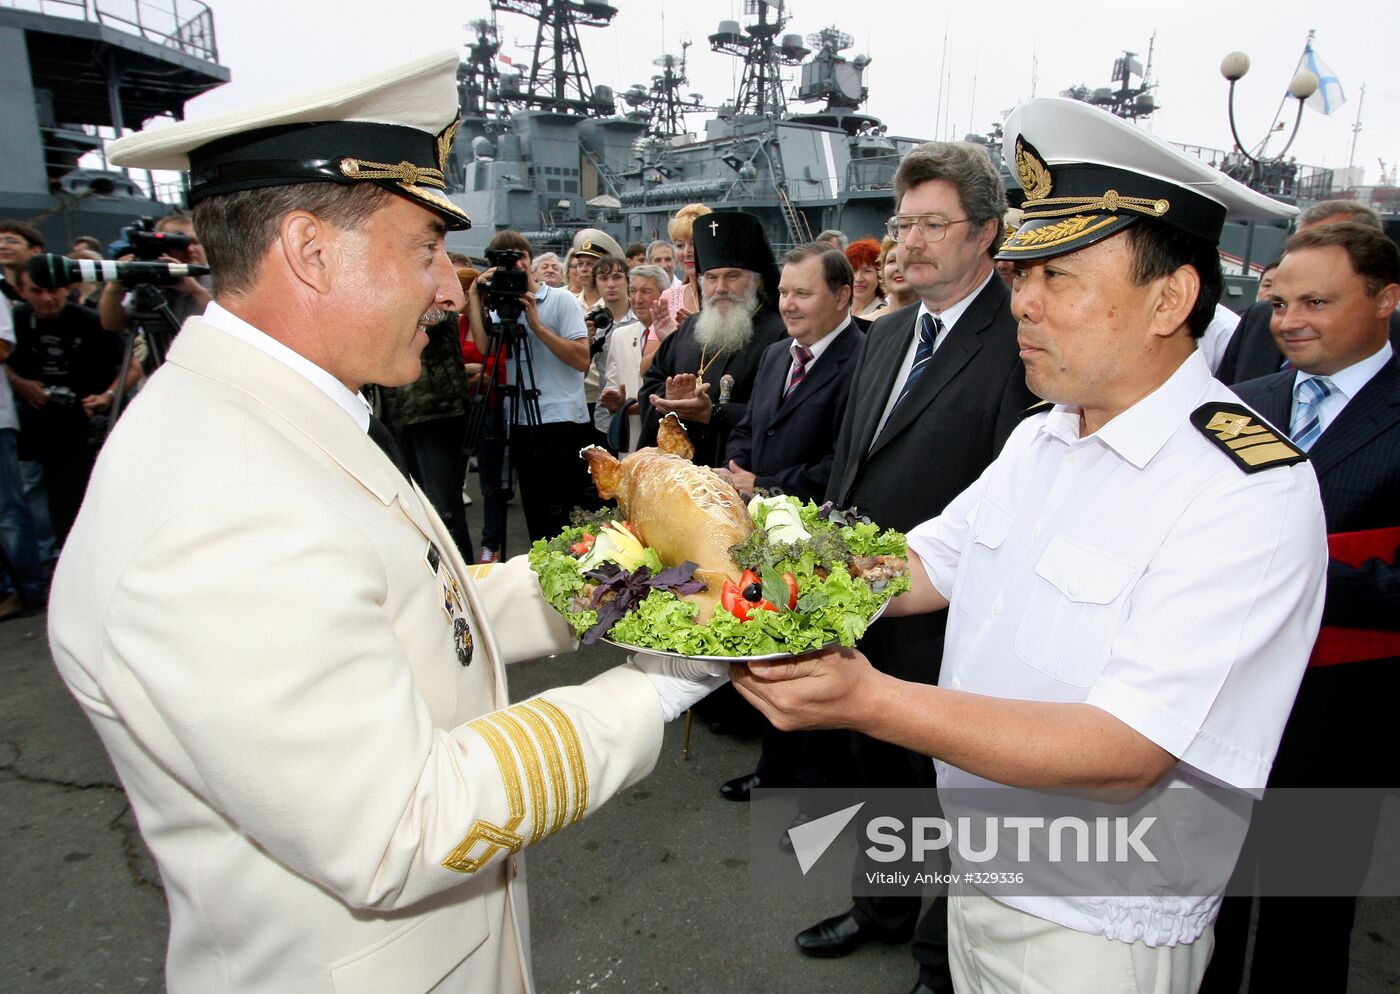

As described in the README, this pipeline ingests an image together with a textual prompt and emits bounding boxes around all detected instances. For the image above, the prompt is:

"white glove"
[630,652,730,722]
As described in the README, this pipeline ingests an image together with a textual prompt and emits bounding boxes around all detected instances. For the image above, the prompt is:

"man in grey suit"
[793,143,1036,994]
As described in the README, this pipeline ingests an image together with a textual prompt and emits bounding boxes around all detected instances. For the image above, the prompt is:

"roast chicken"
[581,415,752,622]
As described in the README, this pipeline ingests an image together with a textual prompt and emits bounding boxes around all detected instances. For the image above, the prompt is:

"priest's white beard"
[694,281,760,354]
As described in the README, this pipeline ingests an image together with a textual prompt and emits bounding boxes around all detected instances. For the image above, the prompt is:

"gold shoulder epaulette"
[1019,400,1054,420]
[1190,403,1307,473]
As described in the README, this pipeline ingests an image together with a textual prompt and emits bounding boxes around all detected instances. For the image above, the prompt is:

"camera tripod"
[104,281,182,439]
[463,305,545,543]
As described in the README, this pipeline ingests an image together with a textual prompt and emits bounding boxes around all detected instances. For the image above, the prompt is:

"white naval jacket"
[48,317,665,994]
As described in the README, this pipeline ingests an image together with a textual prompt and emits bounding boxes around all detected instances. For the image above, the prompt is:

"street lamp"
[1221,51,1319,169]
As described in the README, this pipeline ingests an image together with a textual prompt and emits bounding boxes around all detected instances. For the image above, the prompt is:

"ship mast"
[708,0,809,118]
[490,0,618,116]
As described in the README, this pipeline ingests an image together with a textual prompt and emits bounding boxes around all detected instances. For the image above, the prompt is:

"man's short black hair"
[1124,220,1222,339]
[0,219,44,250]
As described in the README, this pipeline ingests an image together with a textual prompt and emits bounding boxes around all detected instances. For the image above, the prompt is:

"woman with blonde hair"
[641,203,712,375]
[870,235,917,314]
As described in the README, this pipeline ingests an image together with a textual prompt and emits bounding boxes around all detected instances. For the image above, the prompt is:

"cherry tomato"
[569,533,596,557]
[782,572,799,610]
[720,579,751,621]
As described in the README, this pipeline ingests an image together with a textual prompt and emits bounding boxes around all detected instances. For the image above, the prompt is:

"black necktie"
[367,415,411,479]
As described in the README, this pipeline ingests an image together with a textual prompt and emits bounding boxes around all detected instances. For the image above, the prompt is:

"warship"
[2,0,1394,309]
[0,0,226,249]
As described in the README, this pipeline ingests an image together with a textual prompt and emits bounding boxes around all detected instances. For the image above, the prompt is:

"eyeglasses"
[885,215,973,243]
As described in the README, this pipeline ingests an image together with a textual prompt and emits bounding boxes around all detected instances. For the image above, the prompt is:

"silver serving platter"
[598,597,891,662]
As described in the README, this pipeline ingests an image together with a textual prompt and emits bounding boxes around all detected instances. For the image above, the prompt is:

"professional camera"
[121,216,193,262]
[478,247,530,323]
[585,302,614,335]
[45,385,79,409]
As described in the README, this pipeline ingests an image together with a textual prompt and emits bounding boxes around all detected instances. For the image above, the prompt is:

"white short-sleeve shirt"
[908,348,1328,946]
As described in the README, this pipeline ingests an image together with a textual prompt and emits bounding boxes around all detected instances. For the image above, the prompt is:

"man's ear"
[1373,282,1400,320]
[279,211,334,294]
[1150,264,1201,339]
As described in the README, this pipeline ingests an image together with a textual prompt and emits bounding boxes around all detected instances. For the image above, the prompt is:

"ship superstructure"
[0,0,227,246]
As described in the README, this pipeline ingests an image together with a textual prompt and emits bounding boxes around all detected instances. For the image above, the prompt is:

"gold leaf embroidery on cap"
[1016,138,1053,200]
[1000,215,1120,251]
[436,118,461,173]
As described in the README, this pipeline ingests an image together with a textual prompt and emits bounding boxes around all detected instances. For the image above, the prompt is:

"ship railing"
[1169,139,1334,206]
[4,0,219,62]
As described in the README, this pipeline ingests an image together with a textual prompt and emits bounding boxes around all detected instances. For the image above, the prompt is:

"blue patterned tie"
[1289,376,1335,451]
[894,313,942,408]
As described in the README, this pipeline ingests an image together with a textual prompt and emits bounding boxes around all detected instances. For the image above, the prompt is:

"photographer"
[465,230,596,540]
[6,269,140,545]
[584,255,634,446]
[98,213,212,350]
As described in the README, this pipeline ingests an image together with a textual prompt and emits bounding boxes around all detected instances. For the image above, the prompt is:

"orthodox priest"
[636,210,787,466]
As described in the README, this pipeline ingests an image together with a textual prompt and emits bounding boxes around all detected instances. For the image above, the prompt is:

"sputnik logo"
[789,802,865,876]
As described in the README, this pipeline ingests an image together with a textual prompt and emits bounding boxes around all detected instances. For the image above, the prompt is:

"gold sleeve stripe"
[443,718,528,874]
[464,563,495,581]
[488,710,550,845]
[529,699,589,825]
[514,703,570,837]
[465,717,524,827]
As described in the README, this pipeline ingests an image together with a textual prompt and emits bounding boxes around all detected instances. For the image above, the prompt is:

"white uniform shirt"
[908,349,1327,946]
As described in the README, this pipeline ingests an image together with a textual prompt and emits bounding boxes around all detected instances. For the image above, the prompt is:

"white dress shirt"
[907,349,1328,946]
[784,314,852,394]
[201,301,371,431]
[872,269,995,442]
[1290,340,1394,438]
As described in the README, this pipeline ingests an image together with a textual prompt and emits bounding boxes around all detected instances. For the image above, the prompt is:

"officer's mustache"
[418,308,454,327]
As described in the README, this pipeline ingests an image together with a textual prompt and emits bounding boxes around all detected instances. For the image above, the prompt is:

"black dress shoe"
[795,910,914,958]
[778,812,813,851]
[718,772,761,802]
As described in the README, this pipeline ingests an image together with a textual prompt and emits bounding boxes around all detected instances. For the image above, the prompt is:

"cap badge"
[436,118,460,174]
[1016,137,1053,201]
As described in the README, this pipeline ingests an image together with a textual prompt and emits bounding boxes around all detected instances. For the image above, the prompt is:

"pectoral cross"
[709,220,720,236]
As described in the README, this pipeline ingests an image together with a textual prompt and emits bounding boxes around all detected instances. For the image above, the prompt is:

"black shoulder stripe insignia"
[1019,399,1055,420]
[1190,403,1307,473]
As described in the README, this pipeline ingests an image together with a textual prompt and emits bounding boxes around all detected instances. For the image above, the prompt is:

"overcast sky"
[188,0,1395,185]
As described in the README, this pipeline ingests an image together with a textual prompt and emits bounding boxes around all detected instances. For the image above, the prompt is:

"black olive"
[742,582,764,602]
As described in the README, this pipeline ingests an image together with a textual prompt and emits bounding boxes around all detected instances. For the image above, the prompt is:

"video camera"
[121,216,193,262]
[479,247,530,324]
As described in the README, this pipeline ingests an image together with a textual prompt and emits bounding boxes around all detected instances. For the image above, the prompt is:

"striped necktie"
[894,313,942,408]
[1289,376,1335,452]
[785,344,813,399]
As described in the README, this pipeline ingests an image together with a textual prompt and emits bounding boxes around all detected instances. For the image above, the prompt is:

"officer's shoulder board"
[1190,403,1307,473]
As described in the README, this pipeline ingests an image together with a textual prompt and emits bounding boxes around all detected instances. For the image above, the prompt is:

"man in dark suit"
[1216,200,1400,384]
[793,142,1036,994]
[714,243,864,802]
[1204,222,1400,993]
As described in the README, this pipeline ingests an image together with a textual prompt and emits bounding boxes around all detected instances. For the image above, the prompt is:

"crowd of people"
[8,48,1398,994]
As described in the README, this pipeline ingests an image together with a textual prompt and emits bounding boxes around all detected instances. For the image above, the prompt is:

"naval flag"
[1296,42,1346,115]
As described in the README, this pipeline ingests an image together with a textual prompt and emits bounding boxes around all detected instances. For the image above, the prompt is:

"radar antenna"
[491,0,618,116]
[708,0,809,118]
[1059,38,1160,121]
[458,18,509,122]
[623,38,713,138]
